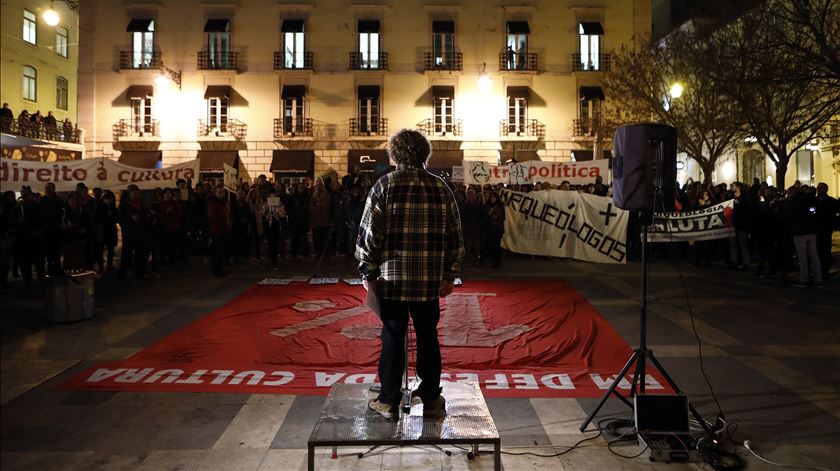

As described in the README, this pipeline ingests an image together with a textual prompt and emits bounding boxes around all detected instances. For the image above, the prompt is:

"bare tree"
[708,0,840,189]
[600,32,741,184]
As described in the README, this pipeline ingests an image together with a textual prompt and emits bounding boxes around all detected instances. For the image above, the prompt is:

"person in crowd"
[77,184,100,271]
[330,180,349,256]
[61,193,88,271]
[11,189,46,284]
[0,191,17,288]
[289,182,311,258]
[309,177,332,259]
[594,175,609,197]
[460,188,483,266]
[815,182,838,278]
[40,183,65,276]
[98,191,119,274]
[43,111,58,140]
[119,187,150,280]
[1,103,14,133]
[248,187,265,259]
[345,185,365,257]
[357,128,464,419]
[484,191,506,268]
[729,182,753,270]
[786,185,822,287]
[158,188,183,273]
[754,186,782,278]
[62,118,74,141]
[262,187,287,271]
[17,110,31,137]
[206,185,231,276]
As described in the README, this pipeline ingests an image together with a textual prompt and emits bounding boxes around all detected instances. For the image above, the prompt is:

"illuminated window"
[432,86,454,135]
[56,26,69,58]
[23,10,37,44]
[358,20,380,69]
[579,87,605,135]
[205,19,231,69]
[23,66,37,101]
[128,19,155,68]
[505,22,529,70]
[578,22,604,71]
[56,77,69,110]
[282,86,306,134]
[432,21,455,67]
[507,87,529,134]
[358,86,380,134]
[282,20,305,68]
[207,96,229,133]
[130,94,153,135]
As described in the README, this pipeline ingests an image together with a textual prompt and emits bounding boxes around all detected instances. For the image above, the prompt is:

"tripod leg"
[645,351,711,433]
[579,349,640,432]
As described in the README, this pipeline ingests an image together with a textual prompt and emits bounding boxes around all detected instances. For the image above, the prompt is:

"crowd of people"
[0,169,836,289]
[0,102,80,143]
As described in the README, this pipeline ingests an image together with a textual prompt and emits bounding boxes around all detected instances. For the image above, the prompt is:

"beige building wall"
[0,0,79,124]
[78,0,651,177]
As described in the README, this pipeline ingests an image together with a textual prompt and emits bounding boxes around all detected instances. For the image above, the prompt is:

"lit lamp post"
[669,82,684,99]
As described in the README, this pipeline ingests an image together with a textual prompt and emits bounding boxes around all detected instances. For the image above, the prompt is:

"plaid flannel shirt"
[355,166,464,301]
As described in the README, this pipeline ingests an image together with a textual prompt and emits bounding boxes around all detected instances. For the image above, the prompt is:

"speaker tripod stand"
[579,217,711,434]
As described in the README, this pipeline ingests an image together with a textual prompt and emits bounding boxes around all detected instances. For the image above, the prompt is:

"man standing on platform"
[356,128,464,419]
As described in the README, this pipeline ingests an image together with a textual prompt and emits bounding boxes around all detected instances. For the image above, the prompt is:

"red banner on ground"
[61,280,668,397]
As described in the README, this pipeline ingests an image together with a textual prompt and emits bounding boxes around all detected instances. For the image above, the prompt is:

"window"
[282,20,305,68]
[56,77,68,110]
[796,150,814,185]
[282,86,306,134]
[506,22,529,70]
[358,86,380,134]
[23,66,37,101]
[432,86,454,134]
[207,96,229,133]
[579,87,605,135]
[23,10,37,44]
[432,21,455,67]
[205,19,231,69]
[507,87,529,134]
[128,19,155,68]
[56,26,69,58]
[358,20,380,69]
[130,95,154,134]
[579,22,604,71]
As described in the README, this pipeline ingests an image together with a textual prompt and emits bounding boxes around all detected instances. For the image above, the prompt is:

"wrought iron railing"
[274,51,314,70]
[416,118,462,137]
[349,118,388,137]
[573,118,597,137]
[197,118,247,139]
[197,50,239,70]
[498,51,538,71]
[0,117,81,143]
[499,119,546,139]
[119,49,162,69]
[424,51,463,71]
[572,53,611,72]
[112,119,160,139]
[349,52,389,70]
[273,117,313,138]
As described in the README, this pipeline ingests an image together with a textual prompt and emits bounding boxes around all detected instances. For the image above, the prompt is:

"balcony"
[197,50,239,71]
[113,119,160,139]
[498,51,538,72]
[197,119,247,140]
[349,52,389,71]
[424,51,463,71]
[416,118,462,138]
[274,51,314,70]
[573,118,597,137]
[274,118,313,139]
[349,118,388,138]
[499,119,545,139]
[0,117,80,144]
[572,53,611,72]
[119,49,162,70]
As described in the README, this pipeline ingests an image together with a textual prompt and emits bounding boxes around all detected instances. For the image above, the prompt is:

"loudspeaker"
[612,123,677,212]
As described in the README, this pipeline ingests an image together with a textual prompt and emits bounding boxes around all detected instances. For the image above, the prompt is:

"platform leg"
[308,445,315,471]
[494,442,501,471]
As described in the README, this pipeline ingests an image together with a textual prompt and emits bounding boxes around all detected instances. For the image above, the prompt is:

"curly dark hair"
[387,128,431,167]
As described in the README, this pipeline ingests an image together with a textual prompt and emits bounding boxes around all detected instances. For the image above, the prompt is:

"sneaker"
[792,282,809,288]
[422,395,446,417]
[368,398,398,419]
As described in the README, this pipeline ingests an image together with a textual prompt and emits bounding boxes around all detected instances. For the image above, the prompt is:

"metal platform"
[307,382,500,470]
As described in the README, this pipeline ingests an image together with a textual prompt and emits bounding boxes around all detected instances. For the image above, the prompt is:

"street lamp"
[669,82,684,99]
[43,4,60,26]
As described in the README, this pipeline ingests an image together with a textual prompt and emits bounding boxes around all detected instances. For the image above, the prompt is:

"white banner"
[223,162,238,192]
[464,160,609,186]
[0,157,199,192]
[500,189,628,264]
[650,200,735,242]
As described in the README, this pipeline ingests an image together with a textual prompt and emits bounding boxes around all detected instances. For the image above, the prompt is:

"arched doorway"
[740,149,766,184]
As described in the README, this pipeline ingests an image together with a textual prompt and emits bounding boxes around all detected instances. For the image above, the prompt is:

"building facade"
[1,0,79,133]
[77,0,650,180]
